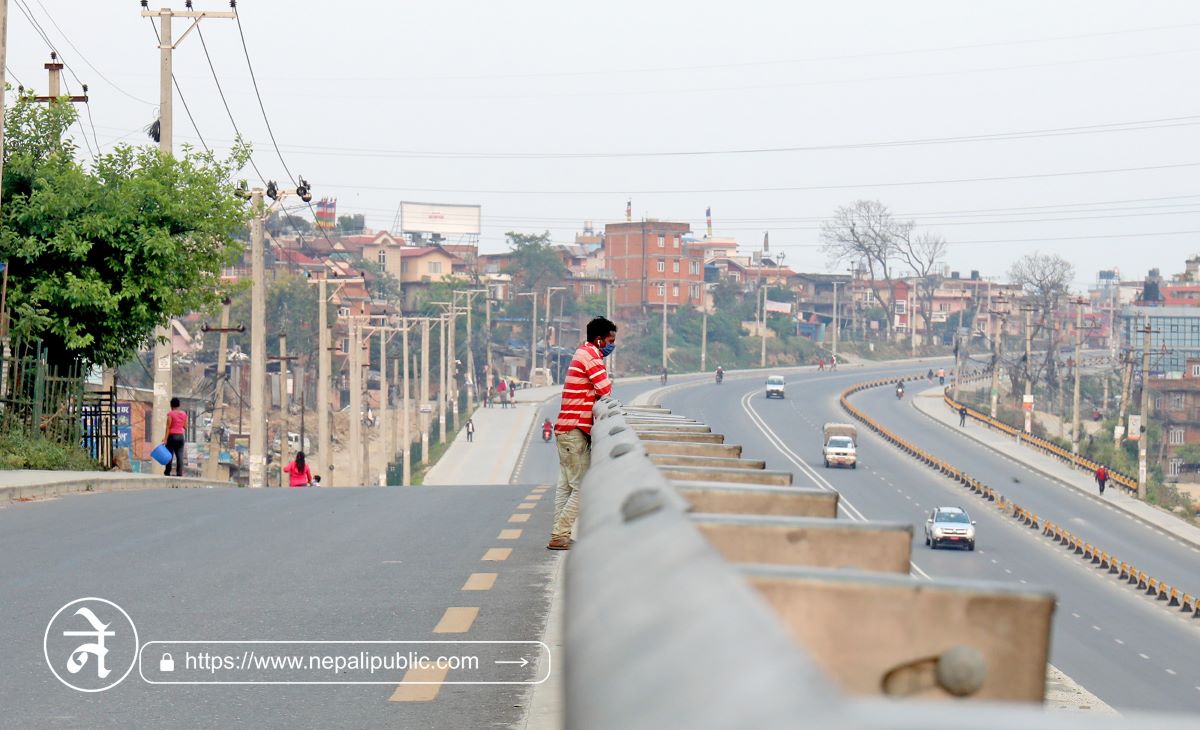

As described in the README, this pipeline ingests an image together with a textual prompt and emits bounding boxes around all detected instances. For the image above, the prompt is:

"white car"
[765,375,786,399]
[924,507,977,551]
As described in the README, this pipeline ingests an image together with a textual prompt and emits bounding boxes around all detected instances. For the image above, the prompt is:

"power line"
[231,5,338,249]
[147,18,210,154]
[327,160,1200,196]
[265,113,1200,161]
[196,22,267,185]
[773,228,1200,250]
[5,65,25,88]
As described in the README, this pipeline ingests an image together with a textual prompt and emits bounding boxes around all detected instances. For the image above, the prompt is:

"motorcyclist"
[896,382,905,399]
[661,367,668,385]
[542,418,553,442]
[715,366,724,384]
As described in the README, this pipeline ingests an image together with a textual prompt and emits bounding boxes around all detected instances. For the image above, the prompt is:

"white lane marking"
[1020,579,1028,584]
[1092,625,1101,631]
[1005,568,1013,574]
[1071,612,1080,618]
[1139,653,1150,660]
[1166,668,1177,676]
[1115,639,1124,645]
[738,387,933,581]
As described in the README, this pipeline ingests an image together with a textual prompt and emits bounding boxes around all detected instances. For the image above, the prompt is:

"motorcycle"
[542,421,554,442]
[715,370,724,385]
[896,386,905,400]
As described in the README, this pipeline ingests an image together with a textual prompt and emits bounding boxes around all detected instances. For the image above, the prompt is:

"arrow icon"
[494,658,530,667]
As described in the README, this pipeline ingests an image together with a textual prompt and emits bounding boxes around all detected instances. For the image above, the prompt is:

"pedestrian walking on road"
[284,451,314,487]
[927,368,934,383]
[959,406,968,427]
[937,367,946,385]
[1095,464,1108,495]
[465,418,475,442]
[162,397,188,476]
[548,316,617,551]
[817,357,825,371]
[497,379,508,409]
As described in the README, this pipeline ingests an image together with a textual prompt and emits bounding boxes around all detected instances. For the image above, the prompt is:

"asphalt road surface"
[656,363,1200,714]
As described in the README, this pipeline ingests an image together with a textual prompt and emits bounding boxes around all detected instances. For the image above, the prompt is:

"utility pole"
[759,284,768,368]
[545,286,565,383]
[661,282,669,373]
[267,333,299,482]
[1138,321,1152,499]
[1071,299,1085,454]
[347,318,363,487]
[140,2,235,471]
[831,279,840,367]
[700,284,709,373]
[1116,349,1134,448]
[447,305,457,429]
[438,314,447,443]
[420,317,430,403]
[0,0,8,216]
[318,278,331,484]
[377,327,390,485]
[1023,306,1035,434]
[402,317,413,485]
[987,298,1008,419]
[31,52,89,110]
[202,298,240,480]
[515,292,537,382]
[248,188,266,487]
[360,328,371,486]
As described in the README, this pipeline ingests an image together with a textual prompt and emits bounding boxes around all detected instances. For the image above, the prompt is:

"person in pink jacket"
[283,451,314,487]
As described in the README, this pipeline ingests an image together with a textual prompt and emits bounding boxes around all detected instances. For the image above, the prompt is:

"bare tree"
[1008,252,1075,404]
[821,200,912,338]
[896,230,947,344]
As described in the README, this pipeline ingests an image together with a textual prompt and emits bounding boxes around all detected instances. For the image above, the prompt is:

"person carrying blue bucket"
[161,398,188,476]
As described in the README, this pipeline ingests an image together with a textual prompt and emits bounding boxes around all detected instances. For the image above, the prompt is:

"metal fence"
[0,339,115,468]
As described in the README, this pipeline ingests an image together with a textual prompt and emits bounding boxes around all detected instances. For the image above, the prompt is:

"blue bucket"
[151,443,172,466]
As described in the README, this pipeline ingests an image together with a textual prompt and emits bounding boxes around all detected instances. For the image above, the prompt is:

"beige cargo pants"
[552,428,591,540]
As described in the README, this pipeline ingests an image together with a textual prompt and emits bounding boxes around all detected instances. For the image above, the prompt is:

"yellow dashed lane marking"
[498,529,522,540]
[526,494,543,501]
[509,513,531,523]
[462,573,497,591]
[518,502,536,510]
[433,607,479,634]
[482,547,512,561]
[388,664,451,702]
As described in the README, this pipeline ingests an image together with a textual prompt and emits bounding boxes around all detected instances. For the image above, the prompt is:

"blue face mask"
[599,342,615,357]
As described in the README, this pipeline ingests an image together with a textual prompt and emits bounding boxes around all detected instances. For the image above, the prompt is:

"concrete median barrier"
[742,565,1055,702]
[657,464,793,486]
[673,483,838,518]
[640,440,743,459]
[637,430,725,444]
[695,515,912,573]
[649,454,766,470]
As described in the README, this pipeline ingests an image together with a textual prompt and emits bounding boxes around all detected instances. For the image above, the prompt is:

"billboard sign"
[115,402,132,449]
[400,202,481,237]
[1127,414,1142,441]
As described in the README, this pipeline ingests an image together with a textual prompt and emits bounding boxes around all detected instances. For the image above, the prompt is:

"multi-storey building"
[1148,358,1200,482]
[604,220,703,311]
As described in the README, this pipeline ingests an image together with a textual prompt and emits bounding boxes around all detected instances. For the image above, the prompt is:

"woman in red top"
[162,397,188,476]
[283,451,314,487]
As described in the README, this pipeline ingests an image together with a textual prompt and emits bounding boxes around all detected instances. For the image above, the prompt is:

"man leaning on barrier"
[547,317,617,550]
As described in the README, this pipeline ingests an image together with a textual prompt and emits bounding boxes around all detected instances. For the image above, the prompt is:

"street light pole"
[760,284,768,368]
[1071,298,1086,455]
[545,286,566,383]
[831,279,840,367]
[661,282,669,372]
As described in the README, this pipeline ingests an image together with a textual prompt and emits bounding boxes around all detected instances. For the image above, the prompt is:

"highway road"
[2,377,664,729]
[654,363,1200,714]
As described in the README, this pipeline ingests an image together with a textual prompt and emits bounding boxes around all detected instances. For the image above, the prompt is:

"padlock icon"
[160,652,175,672]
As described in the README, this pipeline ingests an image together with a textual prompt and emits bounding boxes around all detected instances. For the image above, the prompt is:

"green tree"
[354,257,403,304]
[337,214,366,234]
[503,231,567,296]
[1,97,251,367]
[227,274,323,363]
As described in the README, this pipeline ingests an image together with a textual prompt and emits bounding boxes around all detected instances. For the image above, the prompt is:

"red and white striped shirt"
[554,342,613,435]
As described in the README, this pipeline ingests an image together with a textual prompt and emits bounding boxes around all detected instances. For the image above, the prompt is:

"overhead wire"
[231,4,338,249]
[5,65,25,89]
[196,22,267,185]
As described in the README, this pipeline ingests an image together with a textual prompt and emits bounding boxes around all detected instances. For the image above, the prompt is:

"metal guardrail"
[838,375,1200,623]
[564,392,1199,728]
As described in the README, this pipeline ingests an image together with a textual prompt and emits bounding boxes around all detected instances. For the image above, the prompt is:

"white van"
[765,375,786,399]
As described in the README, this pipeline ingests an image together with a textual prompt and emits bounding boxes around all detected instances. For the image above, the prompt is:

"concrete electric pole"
[348,318,363,487]
[1023,306,1035,435]
[1070,299,1085,455]
[201,299,240,480]
[1137,321,1152,499]
[140,2,235,469]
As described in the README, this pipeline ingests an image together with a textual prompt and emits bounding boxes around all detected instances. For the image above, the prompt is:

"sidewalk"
[912,385,1200,549]
[422,385,561,486]
[0,470,231,504]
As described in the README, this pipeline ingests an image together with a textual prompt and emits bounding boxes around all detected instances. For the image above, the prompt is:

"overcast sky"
[6,1,1200,290]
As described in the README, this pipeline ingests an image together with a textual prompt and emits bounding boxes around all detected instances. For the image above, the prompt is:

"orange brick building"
[604,221,702,312]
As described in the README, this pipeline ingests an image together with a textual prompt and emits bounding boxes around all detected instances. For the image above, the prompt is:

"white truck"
[822,422,857,469]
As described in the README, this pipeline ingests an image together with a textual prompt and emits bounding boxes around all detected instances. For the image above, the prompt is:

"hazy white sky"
[6,1,1200,290]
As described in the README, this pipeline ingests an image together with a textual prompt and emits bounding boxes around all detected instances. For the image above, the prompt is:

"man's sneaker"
[547,538,570,550]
